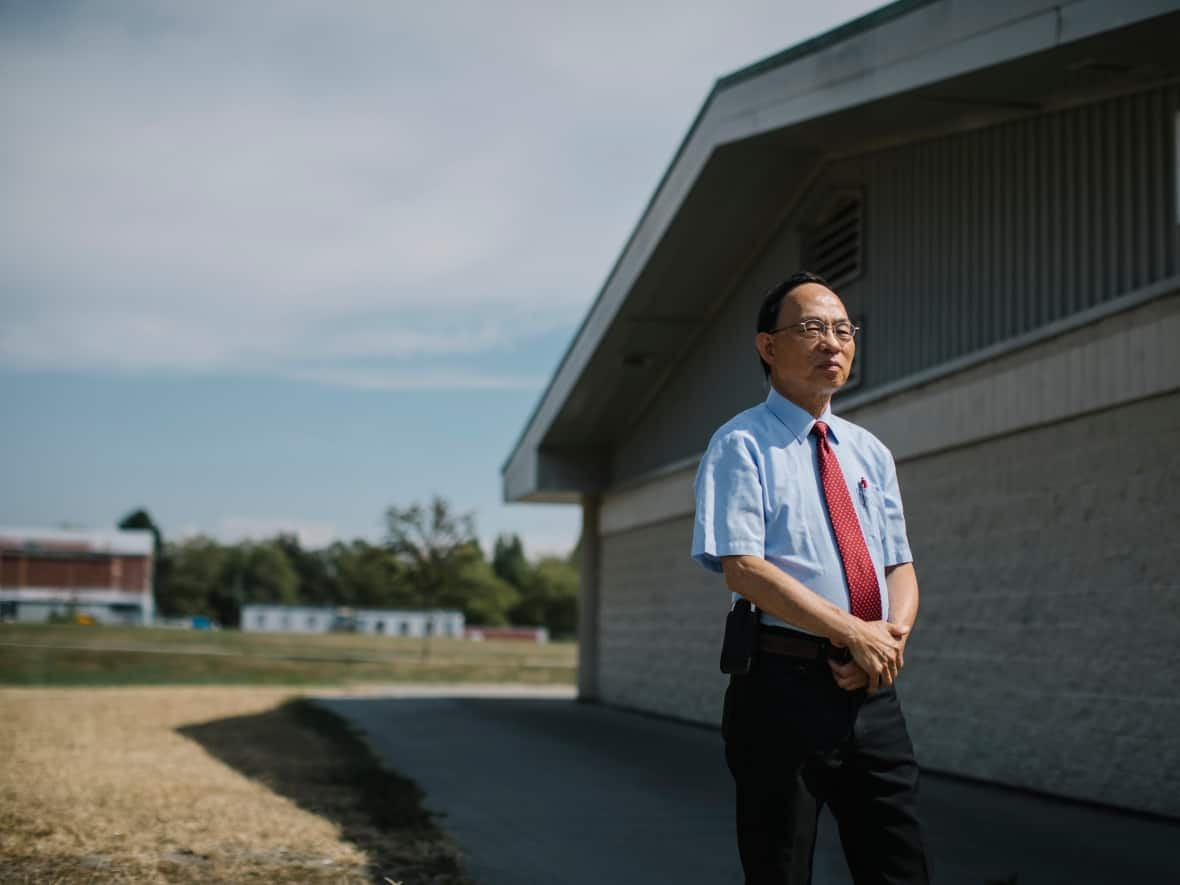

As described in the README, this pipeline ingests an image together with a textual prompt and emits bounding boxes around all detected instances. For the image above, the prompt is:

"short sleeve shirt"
[691,388,913,632]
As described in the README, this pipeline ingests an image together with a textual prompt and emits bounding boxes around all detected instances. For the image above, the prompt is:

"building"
[504,0,1180,818]
[465,626,550,643]
[240,604,465,638]
[0,526,155,624]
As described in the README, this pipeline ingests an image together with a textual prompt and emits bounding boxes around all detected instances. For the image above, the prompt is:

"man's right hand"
[837,619,909,693]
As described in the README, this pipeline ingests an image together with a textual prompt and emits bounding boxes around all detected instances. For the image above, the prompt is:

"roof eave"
[503,0,1177,503]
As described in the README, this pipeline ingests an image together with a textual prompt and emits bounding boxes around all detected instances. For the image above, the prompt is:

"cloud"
[284,366,544,392]
[0,307,549,375]
[0,0,882,384]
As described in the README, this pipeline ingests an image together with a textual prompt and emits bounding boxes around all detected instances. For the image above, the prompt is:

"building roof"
[240,604,464,617]
[502,0,1180,503]
[0,526,155,557]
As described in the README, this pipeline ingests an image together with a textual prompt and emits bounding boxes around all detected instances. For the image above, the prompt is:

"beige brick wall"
[898,390,1180,817]
[596,390,1180,816]
[599,516,730,726]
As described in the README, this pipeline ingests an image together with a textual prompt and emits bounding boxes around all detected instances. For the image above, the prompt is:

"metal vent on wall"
[804,193,863,288]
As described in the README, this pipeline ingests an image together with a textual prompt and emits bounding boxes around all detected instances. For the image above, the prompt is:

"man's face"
[756,282,856,401]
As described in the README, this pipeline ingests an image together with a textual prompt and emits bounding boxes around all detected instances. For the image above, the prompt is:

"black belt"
[759,626,851,663]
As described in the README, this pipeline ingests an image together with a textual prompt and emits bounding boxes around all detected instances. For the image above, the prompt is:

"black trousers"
[722,653,929,885]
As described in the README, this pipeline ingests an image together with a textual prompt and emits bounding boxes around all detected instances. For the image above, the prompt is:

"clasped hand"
[828,620,909,694]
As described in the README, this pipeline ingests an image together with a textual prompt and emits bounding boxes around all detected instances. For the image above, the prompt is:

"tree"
[440,544,519,626]
[492,533,529,590]
[241,540,300,606]
[385,496,479,607]
[511,555,578,638]
[118,508,162,554]
[157,536,228,619]
[118,508,165,607]
[274,532,334,605]
[385,497,523,652]
[217,543,248,627]
[327,540,407,608]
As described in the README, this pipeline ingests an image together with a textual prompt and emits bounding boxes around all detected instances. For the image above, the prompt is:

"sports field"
[0,622,576,686]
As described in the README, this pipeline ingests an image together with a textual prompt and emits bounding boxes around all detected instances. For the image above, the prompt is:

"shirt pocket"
[857,481,888,545]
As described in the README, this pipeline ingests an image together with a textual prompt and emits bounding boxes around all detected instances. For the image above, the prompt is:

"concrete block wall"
[595,390,1180,817]
[599,516,730,726]
[898,390,1180,817]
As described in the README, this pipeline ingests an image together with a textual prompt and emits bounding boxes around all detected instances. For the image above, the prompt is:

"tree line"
[118,497,579,637]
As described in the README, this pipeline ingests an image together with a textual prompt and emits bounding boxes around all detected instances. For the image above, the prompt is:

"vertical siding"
[612,83,1179,485]
[858,83,1178,392]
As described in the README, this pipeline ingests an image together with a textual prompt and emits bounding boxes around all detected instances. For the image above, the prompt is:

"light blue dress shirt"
[692,388,913,632]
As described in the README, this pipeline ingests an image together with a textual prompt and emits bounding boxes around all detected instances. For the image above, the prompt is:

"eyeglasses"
[767,320,860,342]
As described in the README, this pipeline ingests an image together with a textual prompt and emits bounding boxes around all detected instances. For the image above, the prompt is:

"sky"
[0,0,882,557]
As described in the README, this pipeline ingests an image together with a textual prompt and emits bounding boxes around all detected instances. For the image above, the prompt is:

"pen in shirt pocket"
[858,477,868,507]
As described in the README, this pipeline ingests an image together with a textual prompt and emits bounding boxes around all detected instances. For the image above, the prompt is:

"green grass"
[0,623,576,686]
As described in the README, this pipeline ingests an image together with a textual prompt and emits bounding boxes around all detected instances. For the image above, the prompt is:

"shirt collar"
[764,387,838,444]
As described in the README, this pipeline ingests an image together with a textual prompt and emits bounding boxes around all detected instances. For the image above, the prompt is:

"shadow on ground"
[178,699,472,884]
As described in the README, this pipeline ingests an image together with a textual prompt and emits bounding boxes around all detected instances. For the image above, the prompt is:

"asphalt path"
[315,687,1180,885]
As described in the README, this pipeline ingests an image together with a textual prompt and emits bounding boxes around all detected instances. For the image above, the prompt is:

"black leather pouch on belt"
[719,598,759,675]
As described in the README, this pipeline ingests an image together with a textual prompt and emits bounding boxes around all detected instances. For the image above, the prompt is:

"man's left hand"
[828,657,869,691]
[830,632,908,691]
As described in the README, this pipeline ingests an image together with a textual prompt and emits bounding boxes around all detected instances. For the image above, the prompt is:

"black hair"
[755,271,833,378]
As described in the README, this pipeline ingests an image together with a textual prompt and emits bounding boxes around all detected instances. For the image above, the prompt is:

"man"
[692,272,929,885]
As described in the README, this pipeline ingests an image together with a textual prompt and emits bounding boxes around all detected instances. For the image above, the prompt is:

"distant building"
[466,626,549,643]
[0,526,155,625]
[240,604,465,638]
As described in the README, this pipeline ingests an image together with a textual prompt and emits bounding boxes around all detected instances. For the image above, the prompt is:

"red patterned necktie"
[812,420,882,621]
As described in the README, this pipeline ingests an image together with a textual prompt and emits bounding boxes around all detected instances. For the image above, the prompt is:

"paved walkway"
[314,688,1180,885]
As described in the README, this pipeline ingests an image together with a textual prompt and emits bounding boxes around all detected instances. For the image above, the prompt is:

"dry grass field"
[0,686,472,884]
[0,625,572,883]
